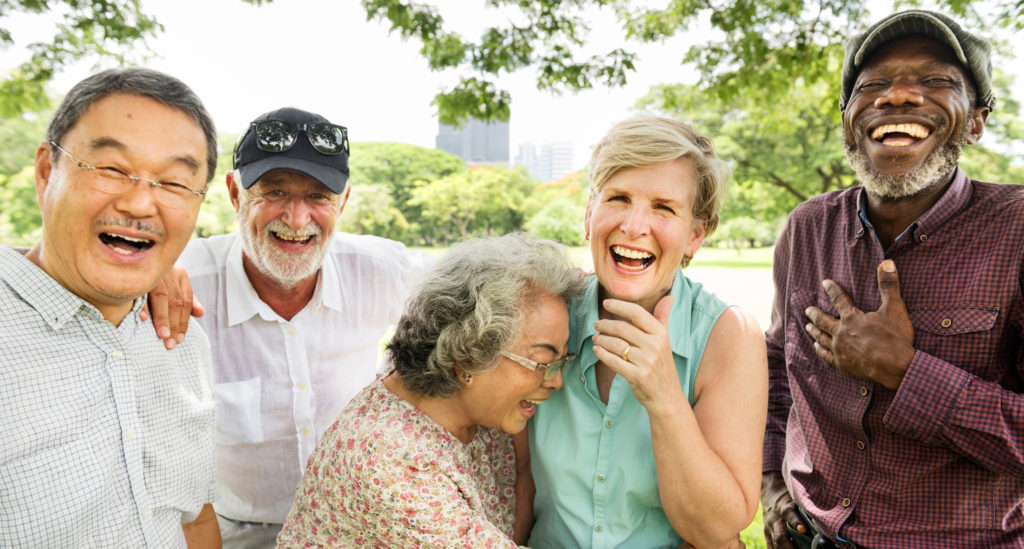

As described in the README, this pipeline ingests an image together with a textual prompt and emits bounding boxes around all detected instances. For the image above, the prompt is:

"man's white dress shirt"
[176,232,429,523]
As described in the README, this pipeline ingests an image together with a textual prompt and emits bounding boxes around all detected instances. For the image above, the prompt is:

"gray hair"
[46,67,218,184]
[387,232,586,398]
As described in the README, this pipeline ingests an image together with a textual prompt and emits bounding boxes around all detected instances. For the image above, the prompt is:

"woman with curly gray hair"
[278,232,585,548]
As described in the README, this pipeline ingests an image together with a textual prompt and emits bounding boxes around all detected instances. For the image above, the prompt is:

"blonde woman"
[526,117,768,548]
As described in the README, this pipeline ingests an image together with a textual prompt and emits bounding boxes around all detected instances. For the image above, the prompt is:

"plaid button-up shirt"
[765,169,1024,547]
[0,246,217,547]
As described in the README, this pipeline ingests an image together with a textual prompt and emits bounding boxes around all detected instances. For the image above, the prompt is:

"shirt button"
[604,419,614,428]
[597,474,606,483]
[579,375,585,383]
[125,428,136,440]
[941,318,952,328]
[920,234,928,242]
[111,350,124,360]
[298,382,307,390]
[841,497,851,507]
[859,386,868,397]
[288,328,297,336]
[594,524,604,533]
[141,508,152,520]
[856,440,865,450]
[302,428,311,436]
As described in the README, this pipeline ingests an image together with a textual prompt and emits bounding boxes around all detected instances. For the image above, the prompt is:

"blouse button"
[597,474,606,483]
[841,497,852,507]
[604,419,615,428]
[941,318,952,328]
[859,386,868,397]
[594,524,604,533]
[920,234,928,242]
[856,440,865,450]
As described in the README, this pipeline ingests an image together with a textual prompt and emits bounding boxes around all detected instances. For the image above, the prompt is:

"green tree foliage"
[337,182,411,241]
[362,0,1021,125]
[348,141,465,206]
[408,165,534,245]
[0,168,41,245]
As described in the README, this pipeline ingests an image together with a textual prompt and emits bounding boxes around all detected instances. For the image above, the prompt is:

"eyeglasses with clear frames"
[500,350,574,380]
[49,142,206,209]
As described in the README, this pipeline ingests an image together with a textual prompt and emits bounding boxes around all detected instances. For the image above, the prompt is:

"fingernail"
[805,307,813,317]
[159,327,170,339]
[176,333,186,343]
[805,323,813,332]
[166,339,177,350]
[882,259,895,272]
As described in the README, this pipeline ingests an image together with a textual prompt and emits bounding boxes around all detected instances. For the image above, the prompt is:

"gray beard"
[845,127,966,199]
[237,202,332,290]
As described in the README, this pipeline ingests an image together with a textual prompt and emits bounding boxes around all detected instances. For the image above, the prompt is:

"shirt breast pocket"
[908,305,999,378]
[214,377,264,445]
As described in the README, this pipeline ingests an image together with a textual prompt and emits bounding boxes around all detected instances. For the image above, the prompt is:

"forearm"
[649,399,755,548]
[182,503,221,549]
[887,350,1024,477]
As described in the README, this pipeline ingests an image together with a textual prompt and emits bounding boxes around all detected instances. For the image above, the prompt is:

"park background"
[2,0,1022,546]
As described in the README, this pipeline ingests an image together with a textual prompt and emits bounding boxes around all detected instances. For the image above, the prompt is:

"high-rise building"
[435,119,510,166]
[515,141,574,182]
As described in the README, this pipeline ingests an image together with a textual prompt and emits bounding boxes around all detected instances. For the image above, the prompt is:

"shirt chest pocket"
[908,305,999,379]
[214,377,264,445]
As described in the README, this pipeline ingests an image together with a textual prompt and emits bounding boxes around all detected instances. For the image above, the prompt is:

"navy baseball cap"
[233,107,350,193]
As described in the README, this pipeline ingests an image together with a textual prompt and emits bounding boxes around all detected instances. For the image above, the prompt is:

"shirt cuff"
[884,349,970,443]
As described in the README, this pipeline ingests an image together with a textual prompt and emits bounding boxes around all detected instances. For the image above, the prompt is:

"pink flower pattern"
[278,378,521,548]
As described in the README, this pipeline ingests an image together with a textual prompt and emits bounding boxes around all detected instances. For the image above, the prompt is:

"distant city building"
[515,141,574,182]
[435,119,510,166]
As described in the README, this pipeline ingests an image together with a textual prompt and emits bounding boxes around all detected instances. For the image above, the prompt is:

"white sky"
[2,0,1022,171]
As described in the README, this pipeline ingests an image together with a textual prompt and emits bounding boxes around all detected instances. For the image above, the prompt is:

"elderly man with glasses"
[0,67,219,547]
[152,107,431,548]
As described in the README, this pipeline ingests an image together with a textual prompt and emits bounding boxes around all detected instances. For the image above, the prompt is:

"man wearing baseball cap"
[761,10,1023,548]
[171,107,430,547]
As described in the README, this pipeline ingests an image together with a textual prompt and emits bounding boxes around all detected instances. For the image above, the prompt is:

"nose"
[280,196,313,230]
[542,368,564,390]
[620,204,650,238]
[874,78,924,109]
[113,178,160,218]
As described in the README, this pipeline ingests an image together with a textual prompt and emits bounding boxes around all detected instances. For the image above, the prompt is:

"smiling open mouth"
[99,233,154,255]
[272,231,314,245]
[871,123,931,147]
[612,245,654,271]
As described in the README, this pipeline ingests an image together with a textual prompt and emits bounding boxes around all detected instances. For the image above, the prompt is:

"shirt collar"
[0,245,145,330]
[855,167,973,244]
[224,237,340,326]
[568,269,694,360]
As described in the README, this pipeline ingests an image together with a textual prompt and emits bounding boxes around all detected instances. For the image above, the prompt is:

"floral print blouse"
[278,376,521,548]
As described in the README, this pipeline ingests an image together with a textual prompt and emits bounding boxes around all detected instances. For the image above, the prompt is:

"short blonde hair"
[589,116,729,236]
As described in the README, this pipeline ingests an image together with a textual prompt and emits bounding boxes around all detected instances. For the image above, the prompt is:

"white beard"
[238,200,332,290]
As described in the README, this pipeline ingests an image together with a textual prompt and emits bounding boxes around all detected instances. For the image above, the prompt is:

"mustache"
[94,216,164,238]
[264,219,322,238]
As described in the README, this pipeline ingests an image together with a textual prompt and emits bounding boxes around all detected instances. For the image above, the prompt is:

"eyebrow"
[87,136,201,174]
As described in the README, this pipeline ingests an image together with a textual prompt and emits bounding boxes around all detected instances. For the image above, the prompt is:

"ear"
[34,142,53,205]
[686,218,708,258]
[965,106,990,145]
[226,170,242,211]
[338,185,352,215]
[584,199,593,240]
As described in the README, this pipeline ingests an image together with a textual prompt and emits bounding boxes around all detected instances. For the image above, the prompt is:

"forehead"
[599,158,696,200]
[253,170,334,193]
[858,35,966,76]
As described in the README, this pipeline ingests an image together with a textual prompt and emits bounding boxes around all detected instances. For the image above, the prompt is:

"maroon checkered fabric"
[765,168,1024,547]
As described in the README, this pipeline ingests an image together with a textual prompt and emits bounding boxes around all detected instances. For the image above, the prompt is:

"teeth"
[525,399,543,405]
[612,245,652,260]
[871,123,930,140]
[274,232,313,242]
[105,233,152,244]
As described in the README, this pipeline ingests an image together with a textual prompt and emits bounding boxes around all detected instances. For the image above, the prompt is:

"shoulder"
[786,188,858,225]
[327,233,431,272]
[177,233,237,273]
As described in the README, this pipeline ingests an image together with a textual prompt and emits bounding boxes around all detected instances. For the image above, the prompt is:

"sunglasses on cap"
[245,120,349,156]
